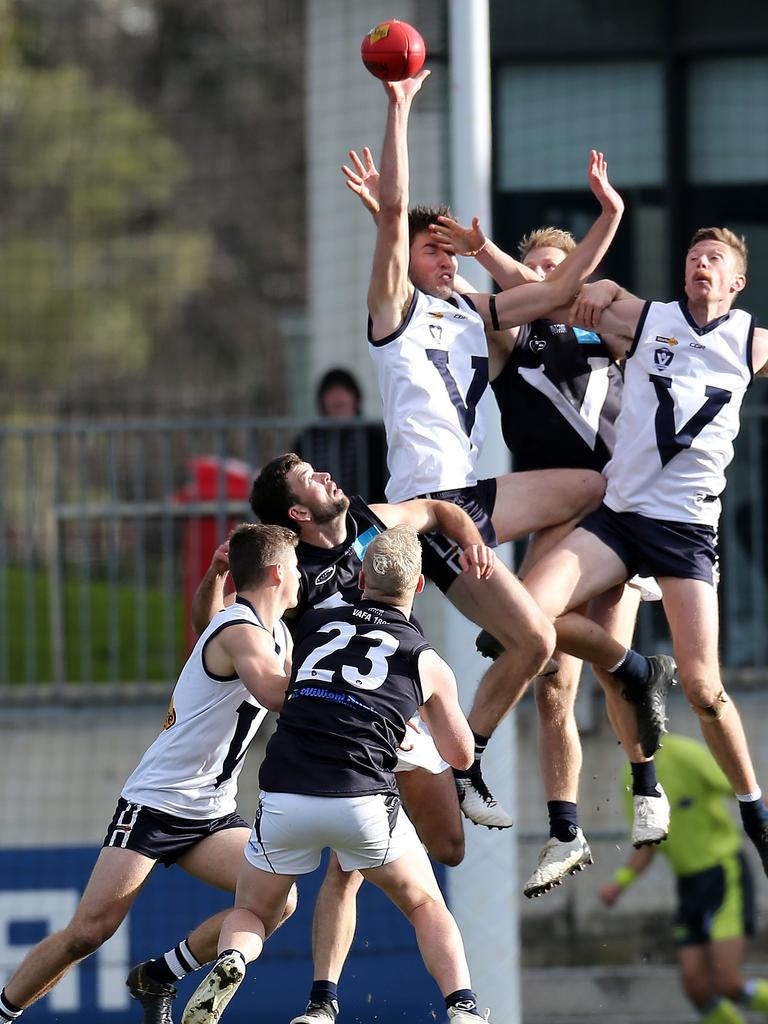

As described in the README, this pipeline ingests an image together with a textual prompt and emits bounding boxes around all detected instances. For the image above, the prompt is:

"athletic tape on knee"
[690,688,729,720]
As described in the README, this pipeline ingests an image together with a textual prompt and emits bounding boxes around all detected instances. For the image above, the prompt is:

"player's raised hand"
[210,541,230,576]
[568,280,617,330]
[429,215,487,257]
[383,68,431,103]
[341,147,380,218]
[588,150,624,218]
[459,543,496,580]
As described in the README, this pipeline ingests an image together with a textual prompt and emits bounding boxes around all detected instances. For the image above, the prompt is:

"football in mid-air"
[361,19,426,81]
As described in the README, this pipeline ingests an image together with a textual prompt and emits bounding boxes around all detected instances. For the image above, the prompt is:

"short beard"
[311,493,350,524]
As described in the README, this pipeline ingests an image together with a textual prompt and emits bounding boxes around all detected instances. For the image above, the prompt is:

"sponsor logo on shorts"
[314,566,336,586]
[655,335,678,346]
[653,347,675,368]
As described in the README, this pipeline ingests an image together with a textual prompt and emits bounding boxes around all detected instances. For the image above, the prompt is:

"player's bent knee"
[689,687,729,721]
[524,622,556,676]
[65,919,117,959]
[428,836,465,868]
[581,471,606,514]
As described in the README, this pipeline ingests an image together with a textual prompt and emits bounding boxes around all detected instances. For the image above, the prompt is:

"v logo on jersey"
[650,374,732,466]
[426,349,488,437]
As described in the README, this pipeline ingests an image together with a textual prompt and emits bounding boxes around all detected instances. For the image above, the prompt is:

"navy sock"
[143,957,178,986]
[309,981,338,1006]
[547,800,579,842]
[445,989,479,1015]
[454,732,489,779]
[611,649,652,690]
[631,761,661,797]
[739,798,768,838]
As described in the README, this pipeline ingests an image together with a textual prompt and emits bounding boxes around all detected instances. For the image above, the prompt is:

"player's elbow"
[447,739,474,772]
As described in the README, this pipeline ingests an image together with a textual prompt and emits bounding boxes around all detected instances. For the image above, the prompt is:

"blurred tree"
[0,0,305,416]
[0,0,211,402]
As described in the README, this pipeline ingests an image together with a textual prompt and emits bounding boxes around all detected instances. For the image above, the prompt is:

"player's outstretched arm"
[417,649,474,770]
[371,497,495,579]
[190,542,233,635]
[368,71,431,341]
[471,151,625,330]
[428,214,540,289]
[217,625,290,712]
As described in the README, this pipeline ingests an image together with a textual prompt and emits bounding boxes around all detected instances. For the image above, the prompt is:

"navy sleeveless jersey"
[259,601,432,797]
[492,319,622,471]
[295,496,388,617]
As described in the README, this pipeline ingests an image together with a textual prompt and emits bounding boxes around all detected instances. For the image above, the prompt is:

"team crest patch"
[529,337,546,352]
[655,335,678,346]
[653,347,675,368]
[315,566,336,586]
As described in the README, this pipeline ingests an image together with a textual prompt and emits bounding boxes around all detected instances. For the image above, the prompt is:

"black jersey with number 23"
[259,601,432,797]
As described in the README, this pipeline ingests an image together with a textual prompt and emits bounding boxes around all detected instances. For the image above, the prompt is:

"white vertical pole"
[445,2,520,1022]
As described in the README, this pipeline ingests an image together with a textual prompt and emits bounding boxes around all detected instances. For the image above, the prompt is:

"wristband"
[466,238,488,258]
[613,866,637,889]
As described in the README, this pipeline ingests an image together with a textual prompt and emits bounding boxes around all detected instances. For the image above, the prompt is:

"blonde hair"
[518,227,576,261]
[362,526,422,598]
[689,227,748,276]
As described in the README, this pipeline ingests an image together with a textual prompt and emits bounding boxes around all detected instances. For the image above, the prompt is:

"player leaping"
[357,68,671,833]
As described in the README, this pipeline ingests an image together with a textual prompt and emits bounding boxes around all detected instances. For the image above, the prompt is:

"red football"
[361,19,426,81]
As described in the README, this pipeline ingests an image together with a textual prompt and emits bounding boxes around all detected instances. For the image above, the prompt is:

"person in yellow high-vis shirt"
[600,733,768,1024]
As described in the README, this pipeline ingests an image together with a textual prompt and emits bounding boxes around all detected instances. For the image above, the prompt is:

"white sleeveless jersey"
[604,300,754,526]
[368,288,493,503]
[122,600,290,820]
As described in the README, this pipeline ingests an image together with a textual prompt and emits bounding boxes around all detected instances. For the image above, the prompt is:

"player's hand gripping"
[587,150,624,218]
[428,214,487,257]
[397,715,422,753]
[209,541,230,577]
[568,280,619,331]
[459,543,495,580]
[341,146,381,218]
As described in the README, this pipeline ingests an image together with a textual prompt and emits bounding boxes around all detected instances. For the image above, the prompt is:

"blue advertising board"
[0,848,445,1023]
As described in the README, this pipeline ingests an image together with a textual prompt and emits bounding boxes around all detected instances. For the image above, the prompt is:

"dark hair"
[227,523,298,592]
[408,204,452,246]
[316,367,362,414]
[249,453,303,530]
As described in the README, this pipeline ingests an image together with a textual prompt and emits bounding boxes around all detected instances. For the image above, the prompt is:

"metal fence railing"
[0,417,387,700]
[0,408,765,699]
